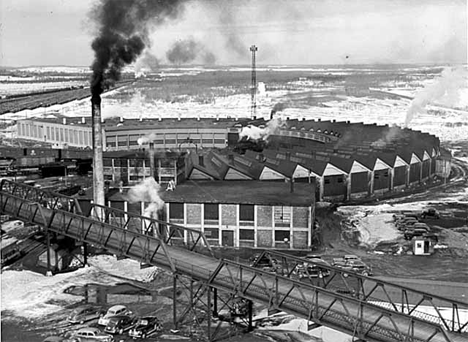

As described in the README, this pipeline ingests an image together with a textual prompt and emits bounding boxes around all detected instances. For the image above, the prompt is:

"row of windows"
[199,228,292,242]
[169,203,293,225]
[205,228,290,242]
[19,123,91,146]
[106,136,226,148]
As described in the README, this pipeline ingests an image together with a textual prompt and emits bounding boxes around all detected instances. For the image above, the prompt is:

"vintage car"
[294,255,331,279]
[332,256,372,276]
[404,228,432,240]
[104,315,137,335]
[421,208,440,219]
[98,305,132,326]
[69,327,114,342]
[128,316,163,339]
[67,305,103,324]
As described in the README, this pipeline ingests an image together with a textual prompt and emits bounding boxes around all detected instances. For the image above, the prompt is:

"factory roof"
[161,180,315,206]
[77,180,315,206]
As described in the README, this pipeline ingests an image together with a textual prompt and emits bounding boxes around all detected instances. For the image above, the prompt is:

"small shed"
[412,237,434,255]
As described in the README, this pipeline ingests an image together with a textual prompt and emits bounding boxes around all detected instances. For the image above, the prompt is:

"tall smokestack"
[149,142,155,178]
[88,0,186,216]
[250,45,258,119]
[91,95,105,214]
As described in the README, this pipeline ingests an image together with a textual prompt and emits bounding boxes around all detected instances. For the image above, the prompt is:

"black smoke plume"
[166,39,198,65]
[166,37,216,65]
[270,102,287,119]
[90,0,184,96]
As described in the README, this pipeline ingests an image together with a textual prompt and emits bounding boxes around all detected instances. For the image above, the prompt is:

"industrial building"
[13,115,449,249]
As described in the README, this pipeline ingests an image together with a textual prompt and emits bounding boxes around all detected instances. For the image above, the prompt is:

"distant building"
[17,116,444,203]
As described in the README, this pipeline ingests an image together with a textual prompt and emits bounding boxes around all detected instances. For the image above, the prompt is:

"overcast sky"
[1,0,466,67]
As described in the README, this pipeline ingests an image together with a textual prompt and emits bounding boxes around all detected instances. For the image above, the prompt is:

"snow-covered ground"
[2,66,467,142]
[1,255,159,319]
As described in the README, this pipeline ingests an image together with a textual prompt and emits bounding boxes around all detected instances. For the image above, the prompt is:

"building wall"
[166,202,312,249]
[409,163,421,184]
[105,128,228,151]
[323,175,346,197]
[350,172,368,193]
[17,120,93,148]
[103,156,185,186]
[393,166,407,187]
[373,169,390,191]
[422,160,431,179]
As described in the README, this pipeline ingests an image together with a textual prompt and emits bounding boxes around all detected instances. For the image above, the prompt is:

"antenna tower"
[250,45,258,119]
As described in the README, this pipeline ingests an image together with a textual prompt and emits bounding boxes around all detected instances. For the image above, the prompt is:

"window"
[204,228,219,239]
[324,178,330,184]
[239,229,254,240]
[129,175,143,181]
[337,176,343,183]
[274,206,291,227]
[275,230,290,242]
[169,203,184,223]
[239,204,254,225]
[204,203,219,223]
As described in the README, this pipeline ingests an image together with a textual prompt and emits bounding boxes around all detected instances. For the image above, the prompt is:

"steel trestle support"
[172,274,254,341]
[1,180,467,342]
[255,250,468,334]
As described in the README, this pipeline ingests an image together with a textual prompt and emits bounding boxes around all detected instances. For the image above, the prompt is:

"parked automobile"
[295,255,331,279]
[67,305,103,324]
[98,305,132,326]
[404,228,430,240]
[104,315,137,335]
[332,256,372,276]
[411,223,430,230]
[397,219,424,231]
[69,327,114,342]
[393,212,419,221]
[128,316,163,339]
[342,255,361,262]
[395,217,419,227]
[421,208,440,219]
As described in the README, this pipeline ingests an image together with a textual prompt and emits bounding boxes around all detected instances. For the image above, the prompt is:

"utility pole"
[250,45,258,119]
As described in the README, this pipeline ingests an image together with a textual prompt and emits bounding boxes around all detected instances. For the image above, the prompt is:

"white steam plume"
[371,125,402,148]
[405,67,467,126]
[137,133,158,146]
[238,117,285,141]
[126,177,165,219]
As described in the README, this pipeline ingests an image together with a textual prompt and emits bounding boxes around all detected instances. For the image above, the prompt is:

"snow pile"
[337,206,401,248]
[87,255,160,283]
[254,310,351,342]
[2,267,100,319]
[1,255,160,319]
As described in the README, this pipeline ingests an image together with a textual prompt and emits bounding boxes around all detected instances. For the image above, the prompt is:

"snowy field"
[1,64,467,142]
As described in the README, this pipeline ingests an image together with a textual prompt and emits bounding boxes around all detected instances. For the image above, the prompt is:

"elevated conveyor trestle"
[254,250,468,334]
[1,180,466,342]
[0,180,214,257]
[207,260,462,342]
